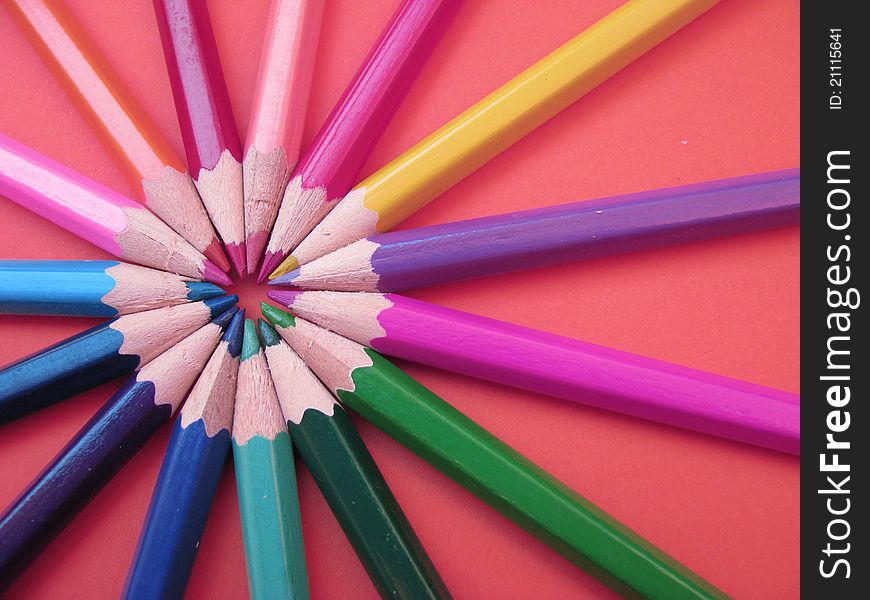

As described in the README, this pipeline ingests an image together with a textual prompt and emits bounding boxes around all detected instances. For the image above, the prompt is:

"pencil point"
[225,242,248,280]
[270,256,299,281]
[266,290,300,307]
[203,238,231,272]
[202,260,233,286]
[185,281,226,301]
[245,231,269,276]
[256,318,282,347]
[268,267,299,287]
[241,319,260,360]
[257,252,284,284]
[260,302,295,328]
[211,305,238,329]
[203,294,239,319]
[223,309,246,357]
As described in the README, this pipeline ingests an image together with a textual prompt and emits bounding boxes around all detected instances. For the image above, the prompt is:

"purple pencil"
[270,169,800,291]
[257,0,464,282]
[267,290,800,454]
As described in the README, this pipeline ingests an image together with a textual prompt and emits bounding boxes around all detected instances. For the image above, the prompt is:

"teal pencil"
[232,319,310,599]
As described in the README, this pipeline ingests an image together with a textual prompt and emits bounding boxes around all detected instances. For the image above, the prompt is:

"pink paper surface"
[0,1,799,598]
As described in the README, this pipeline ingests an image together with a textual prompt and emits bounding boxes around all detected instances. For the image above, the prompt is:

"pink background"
[0,1,799,598]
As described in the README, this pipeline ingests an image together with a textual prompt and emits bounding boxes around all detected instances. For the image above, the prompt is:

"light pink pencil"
[268,290,801,454]
[0,133,230,285]
[243,0,324,275]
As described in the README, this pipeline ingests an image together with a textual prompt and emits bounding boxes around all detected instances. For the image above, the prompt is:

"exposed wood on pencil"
[257,0,464,282]
[275,0,722,277]
[8,0,230,271]
[152,0,246,277]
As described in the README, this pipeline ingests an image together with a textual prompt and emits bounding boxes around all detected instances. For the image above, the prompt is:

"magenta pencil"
[0,133,229,285]
[244,0,324,275]
[257,0,464,282]
[268,290,800,454]
[152,0,246,277]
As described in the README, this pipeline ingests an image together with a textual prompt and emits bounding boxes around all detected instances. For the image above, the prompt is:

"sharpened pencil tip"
[260,302,295,328]
[270,256,299,281]
[223,309,246,357]
[202,260,233,286]
[185,281,226,301]
[256,318,282,347]
[245,231,269,276]
[203,238,231,272]
[256,252,284,284]
[241,319,260,360]
[204,295,239,318]
[266,289,300,307]
[212,306,238,329]
[267,267,299,286]
[225,242,247,280]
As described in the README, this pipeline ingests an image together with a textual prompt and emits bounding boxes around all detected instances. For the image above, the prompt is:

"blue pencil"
[122,310,244,600]
[0,295,237,424]
[0,308,236,591]
[0,260,226,317]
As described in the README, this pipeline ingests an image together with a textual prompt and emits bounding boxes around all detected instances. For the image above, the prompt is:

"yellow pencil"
[271,0,721,279]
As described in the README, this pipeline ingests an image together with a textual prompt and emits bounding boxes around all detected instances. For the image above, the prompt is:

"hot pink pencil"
[152,0,246,277]
[268,290,800,454]
[0,133,229,285]
[243,0,324,275]
[257,0,464,282]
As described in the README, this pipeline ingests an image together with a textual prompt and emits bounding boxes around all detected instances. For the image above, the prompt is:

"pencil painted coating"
[278,0,722,276]
[0,295,237,424]
[259,320,450,599]
[261,305,727,600]
[233,320,309,600]
[152,0,246,276]
[0,314,230,591]
[258,0,464,282]
[270,290,799,454]
[244,0,324,274]
[0,133,230,285]
[272,170,800,291]
[122,311,243,600]
[8,0,230,271]
[0,260,225,317]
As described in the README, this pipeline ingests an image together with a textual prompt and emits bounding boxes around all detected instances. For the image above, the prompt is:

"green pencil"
[258,319,451,599]
[261,303,728,600]
[232,319,310,600]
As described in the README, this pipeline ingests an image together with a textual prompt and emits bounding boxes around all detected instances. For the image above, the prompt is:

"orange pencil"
[7,0,230,272]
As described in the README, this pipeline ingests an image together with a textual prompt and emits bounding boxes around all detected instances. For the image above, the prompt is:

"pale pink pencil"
[243,0,324,275]
[0,133,230,285]
[269,290,801,454]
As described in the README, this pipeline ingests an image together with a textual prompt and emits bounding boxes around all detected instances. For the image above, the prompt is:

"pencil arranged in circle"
[7,0,230,272]
[233,319,310,600]
[152,0,246,277]
[259,319,451,600]
[0,134,231,285]
[0,309,234,591]
[0,295,237,424]
[257,0,464,282]
[274,0,722,278]
[273,169,801,291]
[260,304,727,600]
[244,0,324,275]
[123,309,243,600]
[270,291,800,453]
[0,260,225,317]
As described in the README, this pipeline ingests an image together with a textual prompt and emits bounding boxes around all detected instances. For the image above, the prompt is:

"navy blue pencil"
[122,309,244,600]
[0,260,226,317]
[0,307,236,591]
[0,295,237,424]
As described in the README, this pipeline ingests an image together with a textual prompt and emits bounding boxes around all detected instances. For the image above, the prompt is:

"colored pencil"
[272,169,800,291]
[259,320,451,599]
[0,309,234,591]
[152,0,246,277]
[0,133,230,285]
[8,0,230,272]
[232,321,309,599]
[274,0,722,278]
[244,0,324,275]
[260,303,727,600]
[257,0,464,282]
[122,310,244,600]
[269,291,800,453]
[0,295,237,424]
[0,260,225,317]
